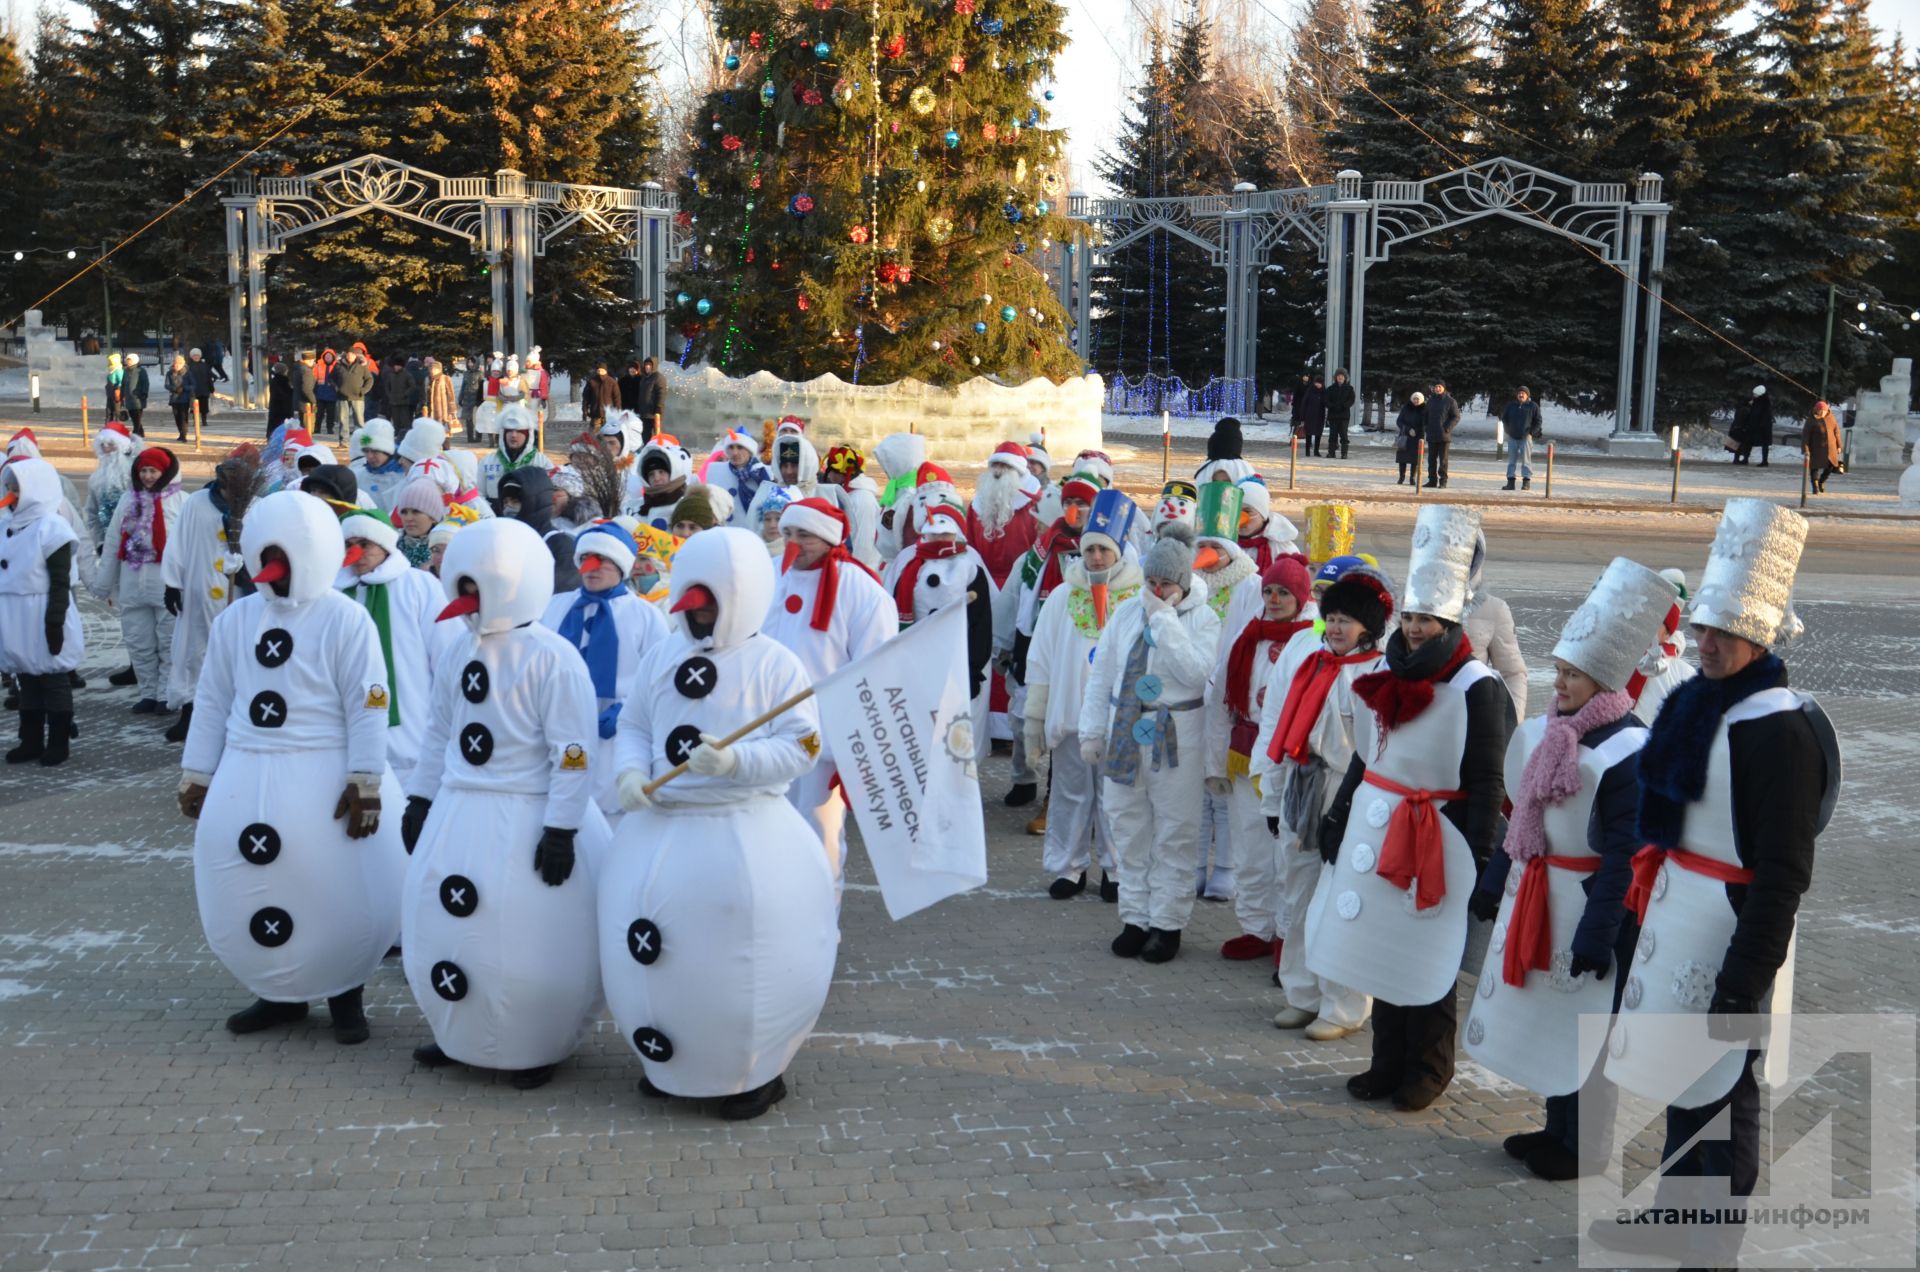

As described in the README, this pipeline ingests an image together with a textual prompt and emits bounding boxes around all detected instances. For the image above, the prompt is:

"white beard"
[971,466,1021,537]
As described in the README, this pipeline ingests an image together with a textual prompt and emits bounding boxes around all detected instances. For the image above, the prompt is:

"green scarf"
[881,470,916,509]
[356,581,400,726]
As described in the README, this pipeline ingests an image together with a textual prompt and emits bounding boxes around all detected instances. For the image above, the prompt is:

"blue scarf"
[556,581,626,701]
[1636,652,1785,849]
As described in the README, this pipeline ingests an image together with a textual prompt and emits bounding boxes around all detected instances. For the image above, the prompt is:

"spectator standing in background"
[265,357,291,434]
[186,348,215,423]
[423,358,457,426]
[1323,370,1356,460]
[582,360,622,430]
[1501,387,1542,491]
[457,353,485,441]
[1298,375,1327,457]
[313,349,340,437]
[289,350,318,432]
[1393,392,1425,486]
[123,355,150,437]
[334,348,374,436]
[166,355,194,442]
[618,358,645,416]
[631,357,665,443]
[380,355,418,426]
[1731,385,1773,467]
[1422,378,1462,488]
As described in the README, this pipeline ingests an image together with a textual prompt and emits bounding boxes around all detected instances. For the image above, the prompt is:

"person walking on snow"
[93,446,184,717]
[1082,522,1222,963]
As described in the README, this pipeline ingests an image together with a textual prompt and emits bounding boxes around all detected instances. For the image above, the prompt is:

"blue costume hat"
[1081,488,1137,553]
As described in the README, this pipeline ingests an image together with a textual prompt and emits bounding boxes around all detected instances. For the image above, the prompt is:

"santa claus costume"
[162,445,267,742]
[1022,489,1142,901]
[177,490,406,1045]
[1204,555,1318,963]
[967,442,1042,586]
[2,459,86,766]
[540,522,670,819]
[763,497,896,883]
[1080,524,1221,962]
[1588,501,1840,1268]
[334,508,443,779]
[399,518,611,1088]
[1252,563,1391,1040]
[1630,568,1696,725]
[882,498,995,763]
[1308,505,1513,1111]
[1462,556,1669,1183]
[604,527,838,1120]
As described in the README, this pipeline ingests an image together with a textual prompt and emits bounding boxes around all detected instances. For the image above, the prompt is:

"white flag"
[815,601,987,920]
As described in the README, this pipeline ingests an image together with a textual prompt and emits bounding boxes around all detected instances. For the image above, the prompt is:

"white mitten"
[216,553,243,576]
[1079,735,1105,765]
[687,734,738,777]
[1022,716,1046,759]
[1204,776,1232,798]
[616,769,653,811]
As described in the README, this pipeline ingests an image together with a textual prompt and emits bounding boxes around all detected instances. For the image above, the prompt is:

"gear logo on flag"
[943,712,978,781]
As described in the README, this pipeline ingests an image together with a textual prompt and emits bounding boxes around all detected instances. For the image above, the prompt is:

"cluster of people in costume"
[6,395,1838,1252]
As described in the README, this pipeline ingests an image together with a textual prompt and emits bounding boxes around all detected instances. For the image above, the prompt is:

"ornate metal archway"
[1062,156,1671,444]
[219,155,685,407]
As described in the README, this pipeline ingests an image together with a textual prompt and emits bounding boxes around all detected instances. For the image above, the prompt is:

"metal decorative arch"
[1062,157,1669,441]
[218,156,685,408]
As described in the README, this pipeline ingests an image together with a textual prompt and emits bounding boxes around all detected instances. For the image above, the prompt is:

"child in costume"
[1,459,86,766]
[93,445,184,717]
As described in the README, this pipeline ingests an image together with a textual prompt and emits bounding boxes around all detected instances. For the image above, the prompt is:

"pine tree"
[1273,0,1364,188]
[673,0,1081,386]
[1327,0,1498,403]
[1865,36,1920,369]
[1478,0,1619,410]
[0,27,40,288]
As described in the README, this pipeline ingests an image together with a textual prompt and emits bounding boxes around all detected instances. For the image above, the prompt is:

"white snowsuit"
[93,478,185,704]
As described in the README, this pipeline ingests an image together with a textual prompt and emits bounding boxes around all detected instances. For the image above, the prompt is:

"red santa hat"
[775,415,807,435]
[916,461,952,487]
[280,427,314,452]
[101,421,132,441]
[1072,449,1113,486]
[778,496,847,545]
[986,441,1029,470]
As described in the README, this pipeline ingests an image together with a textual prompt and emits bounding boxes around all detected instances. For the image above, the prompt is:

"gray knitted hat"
[1143,524,1195,585]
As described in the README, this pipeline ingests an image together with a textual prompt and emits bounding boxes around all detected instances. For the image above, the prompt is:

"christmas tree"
[673,0,1082,386]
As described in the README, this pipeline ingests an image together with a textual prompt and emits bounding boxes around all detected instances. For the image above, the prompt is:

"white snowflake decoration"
[1672,960,1717,1011]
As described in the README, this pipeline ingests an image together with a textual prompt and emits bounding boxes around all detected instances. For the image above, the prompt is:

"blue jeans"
[1506,436,1533,479]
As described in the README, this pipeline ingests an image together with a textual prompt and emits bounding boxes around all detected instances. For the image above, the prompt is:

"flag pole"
[641,592,978,797]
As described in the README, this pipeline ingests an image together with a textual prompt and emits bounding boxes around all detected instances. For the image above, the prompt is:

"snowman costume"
[1190,482,1266,902]
[630,436,698,530]
[478,402,552,500]
[347,417,410,513]
[92,446,184,711]
[1080,527,1220,959]
[335,508,443,778]
[178,491,406,1041]
[5,430,95,594]
[1463,558,1671,1181]
[880,499,995,764]
[398,518,611,1080]
[763,498,897,882]
[604,527,838,1115]
[1309,505,1514,1110]
[1585,501,1840,1264]
[163,449,264,714]
[540,523,671,819]
[2,459,86,765]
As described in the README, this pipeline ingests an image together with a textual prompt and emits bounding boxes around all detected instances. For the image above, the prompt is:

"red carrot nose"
[670,584,716,614]
[341,544,365,566]
[251,559,288,585]
[437,593,480,621]
[580,553,605,573]
[780,540,801,571]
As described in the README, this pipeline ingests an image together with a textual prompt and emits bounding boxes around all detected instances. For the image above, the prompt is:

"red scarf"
[893,538,967,622]
[1352,634,1475,731]
[1267,646,1378,764]
[1225,617,1313,720]
[797,545,880,633]
[1237,532,1274,571]
[1033,519,1080,601]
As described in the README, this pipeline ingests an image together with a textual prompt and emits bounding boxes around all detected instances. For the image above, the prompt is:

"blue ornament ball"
[973,321,987,334]
[943,129,961,149]
[724,53,740,70]
[1035,200,1051,215]
[999,306,1017,322]
[814,40,830,57]
[1012,240,1027,255]
[1003,201,1024,223]
[1043,89,1055,101]
[760,81,777,105]
[1026,108,1040,126]
[676,292,691,305]
[696,298,713,316]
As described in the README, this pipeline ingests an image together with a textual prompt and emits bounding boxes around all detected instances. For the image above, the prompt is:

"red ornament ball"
[748,30,763,47]
[884,34,906,57]
[849,225,870,244]
[797,292,810,310]
[949,55,966,74]
[878,262,900,283]
[802,87,824,106]
[721,134,742,151]
[955,0,975,12]
[898,268,912,283]
[982,122,998,141]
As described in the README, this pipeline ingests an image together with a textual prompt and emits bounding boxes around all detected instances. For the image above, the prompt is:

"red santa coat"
[966,504,1039,587]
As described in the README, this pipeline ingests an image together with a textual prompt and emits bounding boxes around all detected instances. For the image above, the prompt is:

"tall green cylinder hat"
[1194,480,1244,544]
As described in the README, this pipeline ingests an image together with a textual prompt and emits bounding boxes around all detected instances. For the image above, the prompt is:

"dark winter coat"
[333,358,375,401]
[582,371,623,422]
[1423,392,1462,441]
[1393,403,1424,461]
[378,366,418,415]
[1288,378,1310,423]
[166,367,193,408]
[266,366,291,424]
[498,467,581,593]
[618,370,644,412]
[123,366,150,410]
[1501,398,1542,442]
[631,370,666,419]
[186,358,214,397]
[1324,381,1356,426]
[290,361,318,408]
[1298,385,1327,430]
[1735,396,1774,447]
[1806,410,1843,469]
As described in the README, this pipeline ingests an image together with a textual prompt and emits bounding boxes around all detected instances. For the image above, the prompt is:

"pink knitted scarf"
[1503,688,1634,863]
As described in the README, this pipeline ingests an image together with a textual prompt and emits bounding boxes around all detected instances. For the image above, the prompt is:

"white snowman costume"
[401,518,611,1072]
[879,501,996,764]
[0,459,85,678]
[540,523,671,819]
[763,498,898,882]
[335,508,443,777]
[181,491,407,1004]
[603,527,838,1097]
[628,436,697,530]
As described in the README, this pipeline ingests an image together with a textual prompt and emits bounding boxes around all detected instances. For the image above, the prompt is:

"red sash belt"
[1502,854,1600,987]
[1364,772,1465,911]
[1625,845,1754,921]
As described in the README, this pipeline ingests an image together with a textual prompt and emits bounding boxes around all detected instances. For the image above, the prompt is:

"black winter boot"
[716,1074,788,1121]
[39,714,72,766]
[6,710,46,764]
[1111,924,1149,957]
[327,987,370,1045]
[1139,928,1182,963]
[226,998,309,1034]
[109,666,139,687]
[163,702,192,744]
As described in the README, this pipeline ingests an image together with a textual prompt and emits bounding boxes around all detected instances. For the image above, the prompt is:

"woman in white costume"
[1080,524,1220,963]
[398,517,611,1090]
[540,522,670,819]
[176,490,406,1045]
[881,496,995,762]
[92,445,184,717]
[1629,568,1697,724]
[162,445,267,742]
[1308,505,1514,1112]
[335,508,443,780]
[1462,557,1671,1182]
[1252,563,1392,1041]
[1,459,86,766]
[606,527,838,1121]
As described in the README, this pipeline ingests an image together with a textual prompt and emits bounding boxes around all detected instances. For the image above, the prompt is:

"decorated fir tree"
[674,0,1082,386]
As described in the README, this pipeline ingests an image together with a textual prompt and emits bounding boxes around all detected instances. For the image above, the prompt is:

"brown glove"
[177,779,209,820]
[333,776,382,840]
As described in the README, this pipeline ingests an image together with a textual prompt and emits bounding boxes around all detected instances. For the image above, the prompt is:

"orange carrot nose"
[0,492,15,511]
[1238,510,1252,531]
[436,594,480,622]
[1192,545,1221,572]
[780,540,801,572]
[1092,581,1109,630]
[1064,505,1085,528]
[579,553,605,573]
[341,544,365,566]
[251,558,288,585]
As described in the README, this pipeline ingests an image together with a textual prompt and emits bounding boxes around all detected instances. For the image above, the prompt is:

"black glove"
[1568,951,1610,980]
[1317,815,1341,865]
[534,826,576,887]
[1706,985,1762,1043]
[45,624,63,657]
[1468,890,1500,923]
[401,796,432,855]
[164,586,182,617]
[1266,816,1280,837]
